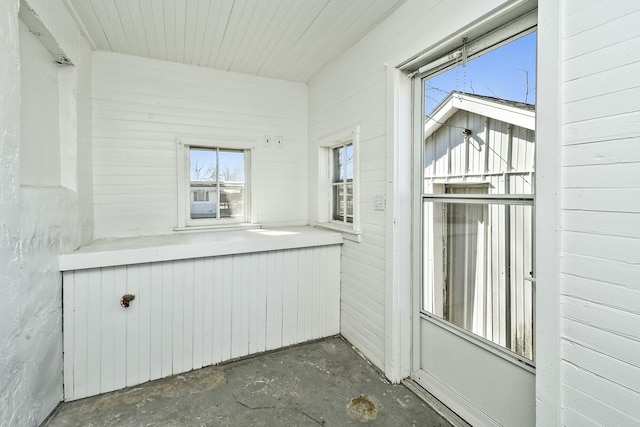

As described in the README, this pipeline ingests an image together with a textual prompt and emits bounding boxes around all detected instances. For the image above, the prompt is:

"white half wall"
[63,241,341,401]
[91,53,308,238]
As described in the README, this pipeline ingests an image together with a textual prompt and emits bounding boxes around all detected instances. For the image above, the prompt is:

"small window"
[193,190,209,202]
[177,138,255,230]
[315,126,360,241]
[332,143,353,223]
[189,147,245,221]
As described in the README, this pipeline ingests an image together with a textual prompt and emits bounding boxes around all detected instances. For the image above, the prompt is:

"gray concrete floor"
[45,337,453,426]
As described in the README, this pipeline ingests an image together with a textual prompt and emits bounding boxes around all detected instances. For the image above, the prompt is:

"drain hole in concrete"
[347,394,378,422]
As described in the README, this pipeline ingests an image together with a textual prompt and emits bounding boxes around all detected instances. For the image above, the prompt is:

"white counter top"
[60,226,343,271]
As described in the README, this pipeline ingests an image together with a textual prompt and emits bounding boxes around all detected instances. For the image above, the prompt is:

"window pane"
[218,150,245,219]
[422,200,534,360]
[345,144,353,180]
[218,150,245,183]
[190,148,217,219]
[190,148,217,182]
[333,146,343,182]
[345,183,353,222]
[424,32,536,116]
[332,183,354,223]
[333,184,344,220]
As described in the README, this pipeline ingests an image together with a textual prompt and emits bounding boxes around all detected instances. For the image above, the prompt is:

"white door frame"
[382,3,561,424]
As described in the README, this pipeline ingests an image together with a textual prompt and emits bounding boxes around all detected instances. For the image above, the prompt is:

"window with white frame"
[332,143,353,223]
[177,138,255,229]
[316,126,360,240]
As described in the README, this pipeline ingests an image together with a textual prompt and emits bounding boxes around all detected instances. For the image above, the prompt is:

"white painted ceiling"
[65,0,406,82]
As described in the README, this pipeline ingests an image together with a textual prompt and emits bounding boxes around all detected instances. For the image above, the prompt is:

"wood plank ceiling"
[65,0,407,82]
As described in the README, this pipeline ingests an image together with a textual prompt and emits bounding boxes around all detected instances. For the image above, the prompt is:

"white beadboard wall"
[91,52,308,238]
[560,2,640,425]
[63,244,340,401]
[308,0,513,372]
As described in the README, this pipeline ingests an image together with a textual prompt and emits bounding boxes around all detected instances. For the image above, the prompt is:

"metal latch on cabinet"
[120,294,135,308]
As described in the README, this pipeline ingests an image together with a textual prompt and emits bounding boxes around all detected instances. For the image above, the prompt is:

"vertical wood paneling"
[211,256,224,365]
[62,272,75,399]
[64,245,340,401]
[201,257,214,366]
[182,259,194,371]
[138,263,152,383]
[149,262,163,379]
[273,250,284,346]
[85,269,102,396]
[99,267,115,392]
[171,260,184,373]
[265,251,276,350]
[160,262,173,377]
[220,256,233,360]
[231,254,249,358]
[296,248,308,343]
[192,258,205,369]
[125,265,140,386]
[113,266,128,390]
[72,271,89,398]
[281,250,292,347]
[249,252,267,353]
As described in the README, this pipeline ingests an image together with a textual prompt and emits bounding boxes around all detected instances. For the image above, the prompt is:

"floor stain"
[347,394,379,422]
[68,369,226,416]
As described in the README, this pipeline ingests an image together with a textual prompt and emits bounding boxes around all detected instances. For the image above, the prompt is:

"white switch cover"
[263,135,272,147]
[374,193,386,211]
[274,136,283,148]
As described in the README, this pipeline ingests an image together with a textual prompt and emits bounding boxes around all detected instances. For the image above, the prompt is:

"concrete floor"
[45,337,454,426]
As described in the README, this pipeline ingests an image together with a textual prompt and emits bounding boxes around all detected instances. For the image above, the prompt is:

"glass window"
[189,147,245,221]
[423,196,534,360]
[332,143,353,223]
[421,31,536,360]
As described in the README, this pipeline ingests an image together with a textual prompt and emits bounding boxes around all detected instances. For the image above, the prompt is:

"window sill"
[315,222,362,243]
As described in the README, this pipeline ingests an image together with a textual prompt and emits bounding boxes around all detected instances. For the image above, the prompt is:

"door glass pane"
[423,200,533,360]
[421,31,536,360]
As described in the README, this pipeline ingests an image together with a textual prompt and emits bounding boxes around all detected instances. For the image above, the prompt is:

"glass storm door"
[412,24,537,427]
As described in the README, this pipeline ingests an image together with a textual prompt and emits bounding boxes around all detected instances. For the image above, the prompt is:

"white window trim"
[315,126,361,242]
[175,137,259,231]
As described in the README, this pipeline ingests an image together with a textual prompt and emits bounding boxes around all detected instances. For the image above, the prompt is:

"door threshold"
[403,378,472,427]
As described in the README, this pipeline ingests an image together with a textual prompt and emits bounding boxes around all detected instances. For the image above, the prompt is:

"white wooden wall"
[63,245,340,401]
[560,2,640,425]
[91,52,308,238]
